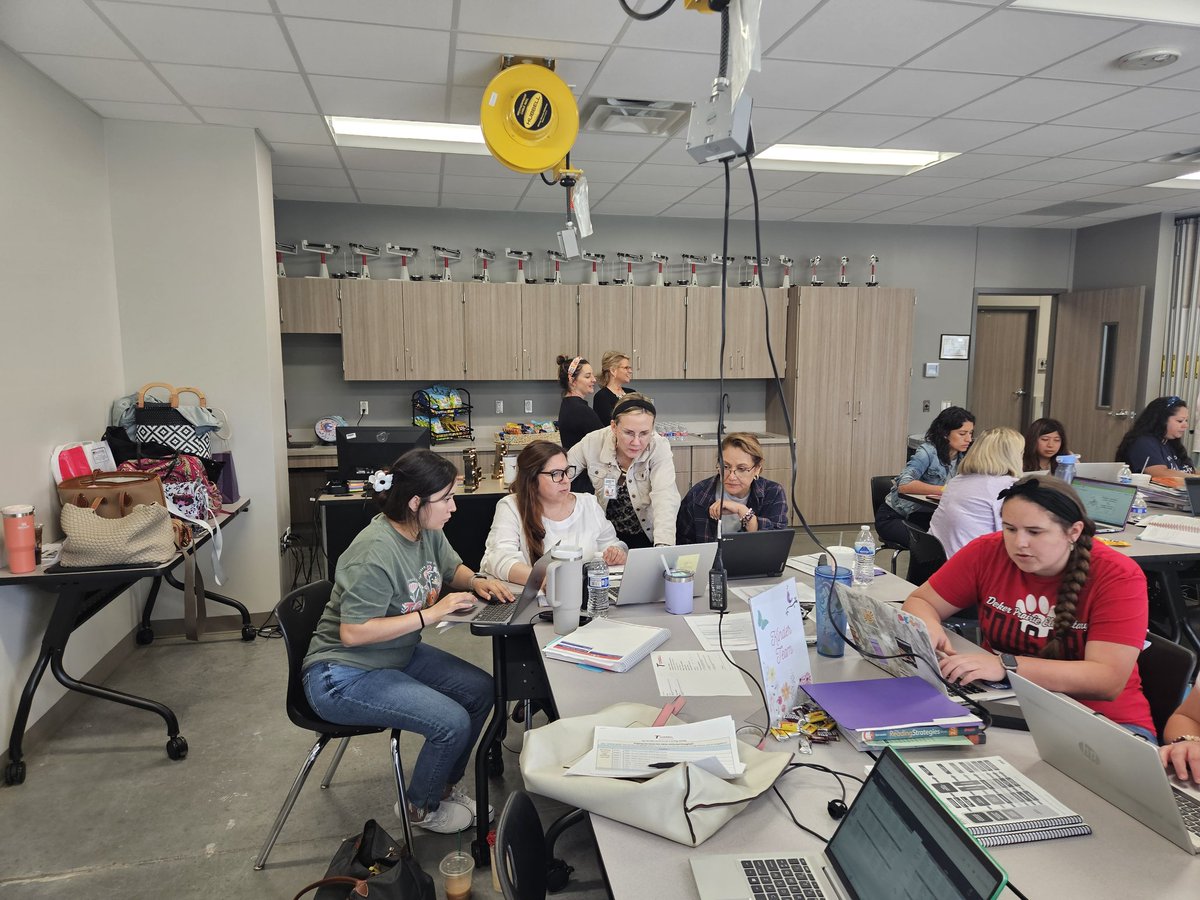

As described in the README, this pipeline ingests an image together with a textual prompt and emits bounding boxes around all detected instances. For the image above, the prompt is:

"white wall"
[0,46,130,739]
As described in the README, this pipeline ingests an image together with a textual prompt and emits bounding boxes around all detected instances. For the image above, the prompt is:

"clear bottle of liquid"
[1118,465,1133,486]
[853,526,875,587]
[586,559,610,618]
[1055,454,1077,484]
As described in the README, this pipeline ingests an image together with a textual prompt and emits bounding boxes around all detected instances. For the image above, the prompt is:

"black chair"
[254,581,412,870]
[496,790,548,900]
[870,475,907,574]
[1138,633,1197,743]
[903,522,947,587]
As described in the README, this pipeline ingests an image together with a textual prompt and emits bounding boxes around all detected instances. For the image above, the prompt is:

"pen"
[647,761,687,769]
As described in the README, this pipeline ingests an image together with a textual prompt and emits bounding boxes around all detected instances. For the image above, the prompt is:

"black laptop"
[719,528,795,580]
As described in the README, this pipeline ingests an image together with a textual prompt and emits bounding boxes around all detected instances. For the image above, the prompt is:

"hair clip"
[370,470,393,493]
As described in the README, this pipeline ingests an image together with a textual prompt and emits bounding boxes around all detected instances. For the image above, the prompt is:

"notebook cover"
[804,676,981,731]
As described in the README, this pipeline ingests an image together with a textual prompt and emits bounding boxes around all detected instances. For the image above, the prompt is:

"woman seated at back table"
[903,475,1155,740]
[1022,417,1071,474]
[875,406,975,549]
[1116,395,1195,481]
[929,427,1022,557]
[480,440,627,585]
[1160,687,1200,782]
[677,432,788,544]
[567,393,680,548]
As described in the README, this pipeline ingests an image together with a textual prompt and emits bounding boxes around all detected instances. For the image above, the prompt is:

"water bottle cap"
[1055,454,1078,463]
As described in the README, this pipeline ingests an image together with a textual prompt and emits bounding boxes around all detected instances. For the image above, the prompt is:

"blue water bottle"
[814,555,852,658]
[1055,454,1078,484]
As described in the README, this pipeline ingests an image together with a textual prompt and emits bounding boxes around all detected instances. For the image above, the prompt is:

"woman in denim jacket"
[875,406,975,549]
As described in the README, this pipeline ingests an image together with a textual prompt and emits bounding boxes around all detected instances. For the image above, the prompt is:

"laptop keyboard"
[1173,788,1200,836]
[739,858,827,899]
[472,602,519,625]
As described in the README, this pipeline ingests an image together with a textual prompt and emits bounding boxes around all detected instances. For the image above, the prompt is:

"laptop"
[445,545,557,627]
[609,542,718,605]
[1010,672,1200,854]
[837,585,1015,703]
[1074,461,1127,483]
[719,528,795,580]
[1184,476,1200,516]
[1071,476,1136,534]
[691,747,1008,900]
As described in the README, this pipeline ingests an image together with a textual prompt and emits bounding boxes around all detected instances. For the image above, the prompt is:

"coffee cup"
[663,569,693,614]
[2,505,36,574]
[440,850,474,900]
[502,455,518,485]
[1130,473,1152,487]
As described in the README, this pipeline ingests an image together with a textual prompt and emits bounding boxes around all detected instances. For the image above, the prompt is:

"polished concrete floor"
[0,527,887,899]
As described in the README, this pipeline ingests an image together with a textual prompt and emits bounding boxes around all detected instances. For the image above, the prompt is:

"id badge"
[603,476,618,499]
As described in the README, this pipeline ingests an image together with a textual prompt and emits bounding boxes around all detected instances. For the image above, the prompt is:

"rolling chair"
[904,523,978,641]
[254,581,413,870]
[1137,633,1197,743]
[869,475,907,574]
[496,791,548,899]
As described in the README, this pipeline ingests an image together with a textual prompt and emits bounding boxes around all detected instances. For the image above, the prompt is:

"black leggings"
[874,503,932,549]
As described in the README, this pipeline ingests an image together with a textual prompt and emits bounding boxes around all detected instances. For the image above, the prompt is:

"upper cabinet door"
[463,282,522,380]
[577,285,632,373]
[279,277,341,333]
[523,284,579,380]
[631,286,685,380]
[402,282,465,382]
[684,287,724,379]
[738,288,788,379]
[340,280,403,380]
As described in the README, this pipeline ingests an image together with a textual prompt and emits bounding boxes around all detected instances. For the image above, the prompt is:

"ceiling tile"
[286,18,449,82]
[23,55,175,103]
[560,160,640,182]
[0,0,135,58]
[768,0,989,67]
[1008,181,1118,201]
[792,173,897,192]
[645,140,692,165]
[977,123,1128,156]
[1055,87,1199,130]
[911,153,1044,177]
[158,64,315,113]
[908,9,1130,76]
[270,142,341,167]
[736,168,813,191]
[623,164,722,187]
[837,69,1015,117]
[1000,157,1124,180]
[457,0,629,45]
[452,50,597,92]
[446,86,486,125]
[589,48,712,104]
[442,155,519,177]
[591,200,675,216]
[886,118,1031,152]
[757,191,847,208]
[274,185,357,202]
[1064,130,1198,161]
[442,173,532,197]
[349,170,441,192]
[892,195,984,213]
[940,179,1046,198]
[1085,203,1167,218]
[275,0,452,28]
[749,60,890,110]
[96,2,296,70]
[948,78,1131,124]
[196,108,331,143]
[456,32,609,63]
[748,108,823,144]
[601,183,694,205]
[518,194,574,212]
[822,193,911,211]
[794,209,877,222]
[959,197,1048,215]
[1152,64,1200,92]
[1075,162,1200,184]
[438,192,518,211]
[570,132,668,163]
[357,189,440,207]
[338,147,442,173]
[859,209,941,225]
[84,100,201,123]
[114,0,272,9]
[659,203,741,218]
[986,214,1072,227]
[687,184,766,205]
[309,75,446,120]
[1083,186,1195,204]
[1152,109,1200,133]
[781,112,930,148]
[1037,23,1200,85]
[867,175,978,195]
[274,165,351,187]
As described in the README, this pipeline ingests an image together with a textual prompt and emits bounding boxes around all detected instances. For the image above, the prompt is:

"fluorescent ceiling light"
[1178,171,1200,180]
[327,116,490,156]
[1148,171,1200,189]
[1010,0,1200,26]
[753,143,958,176]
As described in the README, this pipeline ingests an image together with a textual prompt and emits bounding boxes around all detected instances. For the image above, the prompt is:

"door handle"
[1013,389,1027,396]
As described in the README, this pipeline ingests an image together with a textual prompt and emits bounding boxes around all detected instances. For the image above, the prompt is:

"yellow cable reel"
[480,63,578,175]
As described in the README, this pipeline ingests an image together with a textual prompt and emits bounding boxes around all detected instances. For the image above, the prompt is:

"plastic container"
[1055,454,1078,484]
[1131,491,1148,519]
[547,546,584,635]
[814,560,851,658]
[663,569,693,615]
[1118,465,1133,486]
[852,526,875,587]
[586,558,610,619]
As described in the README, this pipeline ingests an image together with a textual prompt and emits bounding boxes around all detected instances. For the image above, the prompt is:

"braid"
[1040,532,1093,660]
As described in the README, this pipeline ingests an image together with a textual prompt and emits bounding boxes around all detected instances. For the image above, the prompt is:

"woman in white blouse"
[481,441,627,585]
[928,427,1023,557]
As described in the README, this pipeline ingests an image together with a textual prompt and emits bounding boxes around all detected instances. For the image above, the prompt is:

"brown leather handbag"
[57,472,165,519]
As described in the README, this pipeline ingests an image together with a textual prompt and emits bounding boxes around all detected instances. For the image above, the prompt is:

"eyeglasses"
[540,466,579,483]
[722,464,757,476]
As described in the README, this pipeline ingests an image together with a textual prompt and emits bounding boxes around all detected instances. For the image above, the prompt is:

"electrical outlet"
[941,400,952,411]
[524,400,533,414]
[922,400,930,413]
[495,400,504,414]
[359,400,369,417]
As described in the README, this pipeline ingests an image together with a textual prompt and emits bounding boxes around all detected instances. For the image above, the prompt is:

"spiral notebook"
[1138,514,1200,549]
[907,755,1091,847]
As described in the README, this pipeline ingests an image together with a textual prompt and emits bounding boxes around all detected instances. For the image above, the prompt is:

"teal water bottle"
[814,557,852,658]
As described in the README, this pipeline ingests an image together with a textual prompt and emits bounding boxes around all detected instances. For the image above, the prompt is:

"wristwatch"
[999,653,1019,673]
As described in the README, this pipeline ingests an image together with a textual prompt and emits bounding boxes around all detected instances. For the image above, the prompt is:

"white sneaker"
[398,799,472,834]
[446,785,495,825]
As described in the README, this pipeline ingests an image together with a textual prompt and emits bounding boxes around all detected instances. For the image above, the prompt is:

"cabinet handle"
[846,401,851,416]
[857,400,862,416]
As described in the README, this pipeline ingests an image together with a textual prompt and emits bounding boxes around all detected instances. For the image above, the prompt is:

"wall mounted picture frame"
[939,334,970,360]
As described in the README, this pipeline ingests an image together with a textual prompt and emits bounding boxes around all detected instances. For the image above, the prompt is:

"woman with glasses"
[567,392,681,548]
[593,351,634,425]
[555,353,602,451]
[481,441,627,585]
[676,432,788,544]
[1116,395,1195,479]
[302,450,513,835]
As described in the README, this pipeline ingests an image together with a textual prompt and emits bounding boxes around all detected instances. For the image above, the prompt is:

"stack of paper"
[567,716,746,779]
[1138,514,1200,549]
[542,618,669,672]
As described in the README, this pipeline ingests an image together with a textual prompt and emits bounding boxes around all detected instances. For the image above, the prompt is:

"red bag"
[117,454,222,514]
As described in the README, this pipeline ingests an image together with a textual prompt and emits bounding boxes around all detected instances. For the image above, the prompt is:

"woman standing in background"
[555,354,602,451]
[593,351,634,425]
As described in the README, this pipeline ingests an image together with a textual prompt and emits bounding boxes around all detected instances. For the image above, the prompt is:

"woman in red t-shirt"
[903,475,1154,739]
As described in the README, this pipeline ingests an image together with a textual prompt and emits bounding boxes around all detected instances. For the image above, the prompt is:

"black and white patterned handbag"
[134,382,213,458]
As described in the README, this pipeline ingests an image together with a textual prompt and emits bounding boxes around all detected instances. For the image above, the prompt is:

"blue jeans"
[1122,722,1158,744]
[303,644,493,812]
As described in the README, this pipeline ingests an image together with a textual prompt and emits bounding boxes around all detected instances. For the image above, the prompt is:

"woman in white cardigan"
[928,427,1024,557]
[566,393,681,548]
[481,441,627,584]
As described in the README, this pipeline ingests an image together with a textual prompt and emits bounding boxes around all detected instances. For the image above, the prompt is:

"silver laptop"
[609,542,717,605]
[838,585,1015,703]
[1010,672,1200,854]
[445,544,557,626]
[1071,477,1136,534]
[1074,461,1127,483]
[691,747,1008,900]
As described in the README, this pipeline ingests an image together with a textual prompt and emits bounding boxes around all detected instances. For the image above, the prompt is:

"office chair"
[254,580,413,870]
[1137,633,1197,743]
[869,475,907,574]
[496,790,549,899]
[903,522,947,587]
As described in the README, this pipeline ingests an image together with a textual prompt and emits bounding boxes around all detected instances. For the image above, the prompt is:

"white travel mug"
[502,455,518,485]
[663,569,694,615]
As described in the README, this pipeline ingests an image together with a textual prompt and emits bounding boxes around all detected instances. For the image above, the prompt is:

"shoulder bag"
[134,382,214,458]
[57,472,165,519]
[292,819,434,900]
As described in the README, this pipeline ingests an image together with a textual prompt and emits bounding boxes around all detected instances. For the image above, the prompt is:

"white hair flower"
[370,470,393,493]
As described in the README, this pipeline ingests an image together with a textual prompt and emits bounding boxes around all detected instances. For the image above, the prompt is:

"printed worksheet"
[650,650,752,697]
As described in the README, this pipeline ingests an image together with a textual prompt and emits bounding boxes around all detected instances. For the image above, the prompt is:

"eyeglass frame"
[539,465,580,483]
[721,463,759,477]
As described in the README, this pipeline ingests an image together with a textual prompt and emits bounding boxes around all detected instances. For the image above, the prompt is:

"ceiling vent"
[1027,201,1126,217]
[578,97,691,137]
[1149,146,1200,165]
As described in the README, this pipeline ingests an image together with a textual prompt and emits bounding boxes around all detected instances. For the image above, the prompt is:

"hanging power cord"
[617,0,677,21]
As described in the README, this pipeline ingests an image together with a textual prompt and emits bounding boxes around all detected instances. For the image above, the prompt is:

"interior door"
[1049,287,1145,462]
[970,309,1035,432]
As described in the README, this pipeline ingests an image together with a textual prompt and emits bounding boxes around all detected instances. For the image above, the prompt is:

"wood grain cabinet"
[401,281,466,381]
[578,284,631,369]
[521,284,579,379]
[340,280,466,381]
[767,287,914,525]
[684,287,786,379]
[631,286,685,380]
[279,277,340,333]
[463,282,522,379]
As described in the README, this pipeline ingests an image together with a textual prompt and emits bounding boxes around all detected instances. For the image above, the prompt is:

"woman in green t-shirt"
[302,450,513,834]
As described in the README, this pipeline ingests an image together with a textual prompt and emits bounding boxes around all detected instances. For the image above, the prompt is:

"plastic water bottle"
[1131,491,1148,519]
[1118,465,1133,486]
[586,559,610,618]
[853,526,875,587]
[814,559,851,658]
[1055,454,1078,484]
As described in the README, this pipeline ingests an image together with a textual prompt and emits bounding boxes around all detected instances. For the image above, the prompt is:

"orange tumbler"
[2,505,36,574]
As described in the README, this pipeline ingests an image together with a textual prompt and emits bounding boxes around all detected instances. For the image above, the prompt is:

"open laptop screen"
[827,749,1006,900]
[1070,477,1135,528]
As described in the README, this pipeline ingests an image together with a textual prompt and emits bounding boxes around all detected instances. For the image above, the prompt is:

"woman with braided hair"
[903,475,1154,739]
